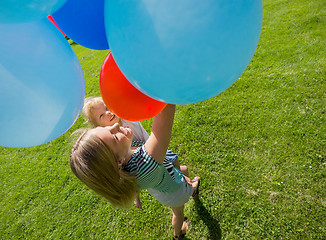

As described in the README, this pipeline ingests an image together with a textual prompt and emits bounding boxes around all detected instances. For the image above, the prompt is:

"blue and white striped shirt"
[123,146,184,193]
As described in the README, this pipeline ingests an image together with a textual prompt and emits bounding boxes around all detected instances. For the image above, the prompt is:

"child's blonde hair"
[70,129,138,208]
[82,96,104,127]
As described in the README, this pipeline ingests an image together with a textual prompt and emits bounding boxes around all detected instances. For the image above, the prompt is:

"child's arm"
[144,104,175,164]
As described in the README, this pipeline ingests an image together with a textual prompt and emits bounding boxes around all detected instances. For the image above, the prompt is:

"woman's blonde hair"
[82,96,104,127]
[70,129,138,208]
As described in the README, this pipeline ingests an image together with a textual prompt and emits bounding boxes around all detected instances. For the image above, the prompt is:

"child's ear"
[117,159,124,169]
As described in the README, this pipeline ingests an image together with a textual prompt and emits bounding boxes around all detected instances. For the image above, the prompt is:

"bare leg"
[172,160,189,177]
[172,159,181,170]
[180,165,189,177]
[134,194,142,209]
[171,205,185,238]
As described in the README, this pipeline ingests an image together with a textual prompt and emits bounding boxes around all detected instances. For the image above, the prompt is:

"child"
[82,97,188,209]
[70,104,200,239]
[82,97,183,170]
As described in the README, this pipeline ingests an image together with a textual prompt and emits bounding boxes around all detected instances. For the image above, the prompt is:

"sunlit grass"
[0,0,325,239]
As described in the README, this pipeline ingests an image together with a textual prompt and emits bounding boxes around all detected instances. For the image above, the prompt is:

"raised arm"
[144,104,175,164]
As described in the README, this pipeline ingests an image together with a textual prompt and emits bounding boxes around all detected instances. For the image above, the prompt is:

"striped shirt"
[123,146,183,193]
[131,140,145,147]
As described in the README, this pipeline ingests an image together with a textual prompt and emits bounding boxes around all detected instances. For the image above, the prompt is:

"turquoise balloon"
[0,0,67,23]
[105,0,263,104]
[0,19,85,148]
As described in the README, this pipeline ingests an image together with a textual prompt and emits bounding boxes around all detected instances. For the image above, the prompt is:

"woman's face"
[92,102,120,127]
[91,123,133,159]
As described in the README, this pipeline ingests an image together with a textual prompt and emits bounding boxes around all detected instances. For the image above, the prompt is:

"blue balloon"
[0,0,68,23]
[105,0,263,104]
[0,19,85,148]
[52,0,109,50]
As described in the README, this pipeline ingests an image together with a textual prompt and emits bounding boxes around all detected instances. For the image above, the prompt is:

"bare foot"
[191,176,200,198]
[174,219,190,239]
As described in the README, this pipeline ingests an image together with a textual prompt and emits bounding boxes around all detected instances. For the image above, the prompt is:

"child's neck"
[124,148,135,163]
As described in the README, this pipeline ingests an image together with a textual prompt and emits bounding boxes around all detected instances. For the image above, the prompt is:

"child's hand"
[183,175,192,186]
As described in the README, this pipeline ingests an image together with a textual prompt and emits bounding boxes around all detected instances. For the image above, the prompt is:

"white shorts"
[147,180,194,207]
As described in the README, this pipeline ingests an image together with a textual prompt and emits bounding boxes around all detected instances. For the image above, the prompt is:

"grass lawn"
[1,0,325,239]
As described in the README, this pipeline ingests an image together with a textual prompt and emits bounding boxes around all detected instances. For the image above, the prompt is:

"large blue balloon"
[0,0,67,23]
[105,0,263,104]
[52,0,109,50]
[0,19,85,148]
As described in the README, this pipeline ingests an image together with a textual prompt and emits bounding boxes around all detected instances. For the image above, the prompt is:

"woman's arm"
[144,104,175,164]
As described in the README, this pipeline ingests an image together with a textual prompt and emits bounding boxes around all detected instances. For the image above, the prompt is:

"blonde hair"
[82,96,104,127]
[70,129,138,208]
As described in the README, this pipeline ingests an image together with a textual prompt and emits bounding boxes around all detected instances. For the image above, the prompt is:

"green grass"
[1,0,325,239]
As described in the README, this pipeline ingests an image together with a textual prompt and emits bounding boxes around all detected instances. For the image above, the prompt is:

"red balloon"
[100,52,167,121]
[47,15,66,37]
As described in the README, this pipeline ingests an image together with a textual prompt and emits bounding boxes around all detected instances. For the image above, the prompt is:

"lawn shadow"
[194,197,222,240]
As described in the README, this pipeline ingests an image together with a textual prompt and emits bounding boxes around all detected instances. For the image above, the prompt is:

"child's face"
[92,102,120,127]
[92,123,133,159]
